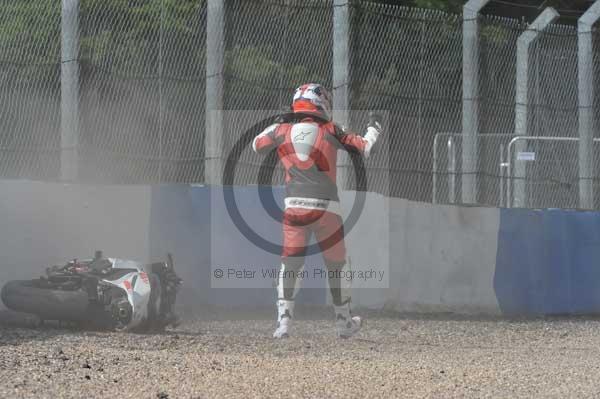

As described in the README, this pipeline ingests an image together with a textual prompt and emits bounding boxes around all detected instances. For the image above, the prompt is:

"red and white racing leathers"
[252,117,376,301]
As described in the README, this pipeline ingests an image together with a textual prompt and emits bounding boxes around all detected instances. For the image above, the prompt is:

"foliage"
[411,0,464,14]
[0,0,60,64]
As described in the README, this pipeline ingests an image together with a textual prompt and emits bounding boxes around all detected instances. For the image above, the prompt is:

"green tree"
[411,0,464,13]
[376,0,464,14]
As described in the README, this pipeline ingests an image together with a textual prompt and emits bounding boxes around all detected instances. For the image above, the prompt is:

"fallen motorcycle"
[1,251,181,332]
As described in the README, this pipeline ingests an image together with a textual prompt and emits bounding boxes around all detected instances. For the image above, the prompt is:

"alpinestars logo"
[293,131,311,142]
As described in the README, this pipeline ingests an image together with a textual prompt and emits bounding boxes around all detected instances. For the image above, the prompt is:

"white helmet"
[292,83,332,121]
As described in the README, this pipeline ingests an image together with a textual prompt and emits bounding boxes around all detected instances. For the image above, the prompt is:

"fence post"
[448,137,456,204]
[499,143,505,207]
[513,8,559,208]
[462,0,490,204]
[205,0,224,185]
[578,1,600,210]
[333,0,350,191]
[158,0,165,182]
[432,133,439,203]
[61,0,80,182]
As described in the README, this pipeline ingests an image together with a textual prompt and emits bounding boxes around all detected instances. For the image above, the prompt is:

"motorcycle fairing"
[102,271,151,329]
[108,258,145,272]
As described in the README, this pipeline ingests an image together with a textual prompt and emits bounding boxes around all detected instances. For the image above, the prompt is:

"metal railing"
[433,133,600,209]
[433,133,514,207]
[505,136,600,209]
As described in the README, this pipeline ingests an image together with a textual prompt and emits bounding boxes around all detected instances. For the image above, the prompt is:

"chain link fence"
[0,1,61,180]
[221,0,333,188]
[79,0,206,184]
[1,0,599,209]
[349,4,462,200]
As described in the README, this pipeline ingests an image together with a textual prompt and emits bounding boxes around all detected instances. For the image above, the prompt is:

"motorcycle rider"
[252,83,382,338]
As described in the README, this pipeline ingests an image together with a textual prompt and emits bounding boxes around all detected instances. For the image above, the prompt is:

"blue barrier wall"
[495,208,600,315]
[148,185,212,306]
[148,184,600,315]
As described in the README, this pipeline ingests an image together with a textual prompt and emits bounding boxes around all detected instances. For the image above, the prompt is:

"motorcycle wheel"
[1,280,90,321]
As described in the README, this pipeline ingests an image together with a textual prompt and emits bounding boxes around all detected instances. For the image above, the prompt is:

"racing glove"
[363,112,383,157]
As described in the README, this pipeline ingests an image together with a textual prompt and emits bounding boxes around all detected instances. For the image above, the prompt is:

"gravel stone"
[1,309,600,398]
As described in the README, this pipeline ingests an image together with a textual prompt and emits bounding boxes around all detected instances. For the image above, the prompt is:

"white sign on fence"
[517,152,535,161]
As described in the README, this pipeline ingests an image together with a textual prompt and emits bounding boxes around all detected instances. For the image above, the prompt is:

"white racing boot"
[273,263,304,339]
[273,299,294,339]
[334,303,362,339]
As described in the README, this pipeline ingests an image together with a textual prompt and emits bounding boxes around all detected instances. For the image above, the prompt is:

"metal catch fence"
[1,0,600,210]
